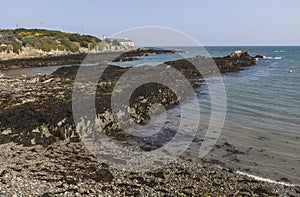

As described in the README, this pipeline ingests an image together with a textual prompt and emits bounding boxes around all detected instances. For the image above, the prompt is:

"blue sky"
[1,0,299,46]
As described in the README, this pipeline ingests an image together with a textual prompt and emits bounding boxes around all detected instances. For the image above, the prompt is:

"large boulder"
[230,50,250,58]
[254,54,264,59]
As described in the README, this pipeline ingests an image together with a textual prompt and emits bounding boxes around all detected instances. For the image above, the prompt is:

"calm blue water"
[2,46,299,184]
[203,47,300,184]
[115,46,300,184]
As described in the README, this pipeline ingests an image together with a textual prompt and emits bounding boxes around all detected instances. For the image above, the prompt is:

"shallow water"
[174,46,300,184]
[122,46,300,184]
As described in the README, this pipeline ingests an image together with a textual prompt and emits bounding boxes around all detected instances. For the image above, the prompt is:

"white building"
[111,38,135,47]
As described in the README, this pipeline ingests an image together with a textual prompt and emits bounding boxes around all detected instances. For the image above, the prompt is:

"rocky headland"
[0,28,133,61]
[0,51,299,196]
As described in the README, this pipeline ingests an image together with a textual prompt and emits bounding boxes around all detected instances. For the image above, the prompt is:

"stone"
[90,169,114,182]
[42,78,54,84]
[30,138,36,145]
[255,54,264,58]
[230,50,249,58]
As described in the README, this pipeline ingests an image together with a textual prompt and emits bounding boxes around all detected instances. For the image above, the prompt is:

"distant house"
[110,38,135,47]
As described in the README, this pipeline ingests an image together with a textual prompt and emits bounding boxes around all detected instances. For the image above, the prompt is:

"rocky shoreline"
[0,48,178,70]
[1,141,298,196]
[0,51,299,196]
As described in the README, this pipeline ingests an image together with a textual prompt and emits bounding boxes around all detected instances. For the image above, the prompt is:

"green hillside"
[0,28,118,54]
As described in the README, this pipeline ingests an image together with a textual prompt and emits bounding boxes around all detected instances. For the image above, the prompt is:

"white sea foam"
[263,56,282,60]
[274,50,285,53]
[236,170,299,187]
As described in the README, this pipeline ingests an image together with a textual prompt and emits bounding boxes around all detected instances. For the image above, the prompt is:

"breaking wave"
[236,171,299,187]
[263,56,282,60]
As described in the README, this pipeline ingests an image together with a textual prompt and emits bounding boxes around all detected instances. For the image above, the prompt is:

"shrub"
[57,45,65,51]
[22,36,42,49]
[11,41,22,54]
[33,33,41,37]
[42,40,57,52]
[61,39,79,52]
[69,33,101,48]
[18,32,31,36]
[112,39,121,46]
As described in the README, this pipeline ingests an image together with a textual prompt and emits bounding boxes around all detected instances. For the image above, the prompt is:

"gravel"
[0,141,299,196]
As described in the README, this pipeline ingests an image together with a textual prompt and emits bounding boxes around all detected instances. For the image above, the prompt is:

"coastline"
[0,51,299,196]
[0,48,177,71]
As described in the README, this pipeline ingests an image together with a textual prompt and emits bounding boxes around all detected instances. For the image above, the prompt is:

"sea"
[1,46,300,185]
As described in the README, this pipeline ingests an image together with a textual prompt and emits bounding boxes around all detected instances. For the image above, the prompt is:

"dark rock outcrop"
[165,50,257,78]
[0,51,258,147]
[111,48,179,62]
[0,48,179,70]
[0,53,87,70]
[255,54,264,59]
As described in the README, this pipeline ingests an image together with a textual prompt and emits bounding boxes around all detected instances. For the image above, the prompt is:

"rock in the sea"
[254,54,264,59]
[230,50,250,58]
